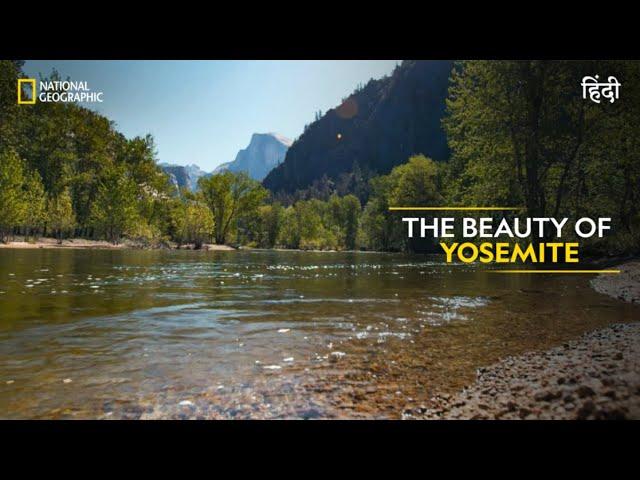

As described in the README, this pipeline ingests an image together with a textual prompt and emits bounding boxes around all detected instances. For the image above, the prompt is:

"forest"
[1,60,639,255]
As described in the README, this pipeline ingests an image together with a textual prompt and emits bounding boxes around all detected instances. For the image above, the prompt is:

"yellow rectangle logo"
[17,78,36,104]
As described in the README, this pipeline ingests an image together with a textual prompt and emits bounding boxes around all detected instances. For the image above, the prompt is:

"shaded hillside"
[263,60,453,196]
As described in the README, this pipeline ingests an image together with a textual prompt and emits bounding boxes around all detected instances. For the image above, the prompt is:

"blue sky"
[24,60,399,171]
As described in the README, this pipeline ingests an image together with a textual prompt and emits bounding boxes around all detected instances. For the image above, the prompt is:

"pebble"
[420,322,640,420]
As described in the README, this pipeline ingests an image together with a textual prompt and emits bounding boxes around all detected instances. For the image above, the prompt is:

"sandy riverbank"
[410,261,640,420]
[0,238,236,251]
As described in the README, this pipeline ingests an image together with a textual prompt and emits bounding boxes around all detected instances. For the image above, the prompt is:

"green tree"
[199,171,267,244]
[0,62,181,246]
[90,166,139,243]
[385,155,443,208]
[445,61,609,216]
[173,200,215,249]
[264,202,284,248]
[360,196,387,251]
[0,61,24,151]
[254,203,283,248]
[361,155,443,251]
[0,150,26,242]
[282,199,337,250]
[444,60,640,251]
[327,194,361,250]
[295,200,322,249]
[278,206,301,249]
[341,194,361,250]
[47,188,76,243]
[572,62,640,252]
[22,169,48,240]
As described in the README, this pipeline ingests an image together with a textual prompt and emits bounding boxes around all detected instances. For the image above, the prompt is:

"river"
[0,248,638,419]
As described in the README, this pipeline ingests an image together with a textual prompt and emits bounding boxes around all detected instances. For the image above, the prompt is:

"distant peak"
[252,132,292,147]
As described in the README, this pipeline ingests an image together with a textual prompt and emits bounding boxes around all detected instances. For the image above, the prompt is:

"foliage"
[22,169,47,240]
[1,59,638,255]
[444,60,640,252]
[47,188,76,243]
[198,171,267,245]
[251,203,284,248]
[0,150,27,242]
[0,61,176,245]
[329,194,361,250]
[172,200,215,249]
[89,166,139,243]
[360,155,443,251]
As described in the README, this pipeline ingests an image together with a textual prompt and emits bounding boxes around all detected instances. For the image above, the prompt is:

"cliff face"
[214,133,291,181]
[159,163,208,192]
[263,60,453,195]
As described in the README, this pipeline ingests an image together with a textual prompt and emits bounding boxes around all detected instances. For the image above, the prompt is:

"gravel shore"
[413,262,640,420]
[417,323,640,419]
[591,261,640,304]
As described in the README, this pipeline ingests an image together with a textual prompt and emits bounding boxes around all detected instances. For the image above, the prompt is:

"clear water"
[0,248,637,419]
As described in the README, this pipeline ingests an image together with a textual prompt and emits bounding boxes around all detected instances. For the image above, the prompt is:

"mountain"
[159,163,209,192]
[159,133,290,192]
[262,60,453,196]
[214,133,291,181]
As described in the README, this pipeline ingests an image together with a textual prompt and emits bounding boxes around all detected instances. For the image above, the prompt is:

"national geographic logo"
[17,79,36,104]
[17,78,104,105]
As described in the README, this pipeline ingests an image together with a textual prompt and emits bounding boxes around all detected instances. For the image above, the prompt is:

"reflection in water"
[0,249,638,419]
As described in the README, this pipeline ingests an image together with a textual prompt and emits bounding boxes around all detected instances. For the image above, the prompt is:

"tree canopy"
[444,60,640,251]
[1,59,637,255]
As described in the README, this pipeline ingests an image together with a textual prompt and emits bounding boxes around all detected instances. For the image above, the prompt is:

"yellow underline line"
[488,270,620,274]
[388,207,523,211]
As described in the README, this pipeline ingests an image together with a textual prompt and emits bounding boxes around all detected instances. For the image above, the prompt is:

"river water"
[0,248,638,419]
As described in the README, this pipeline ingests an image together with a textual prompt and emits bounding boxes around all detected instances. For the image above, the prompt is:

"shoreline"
[0,239,379,254]
[416,323,640,420]
[0,238,236,251]
[411,261,640,420]
[3,238,636,261]
[591,261,640,303]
